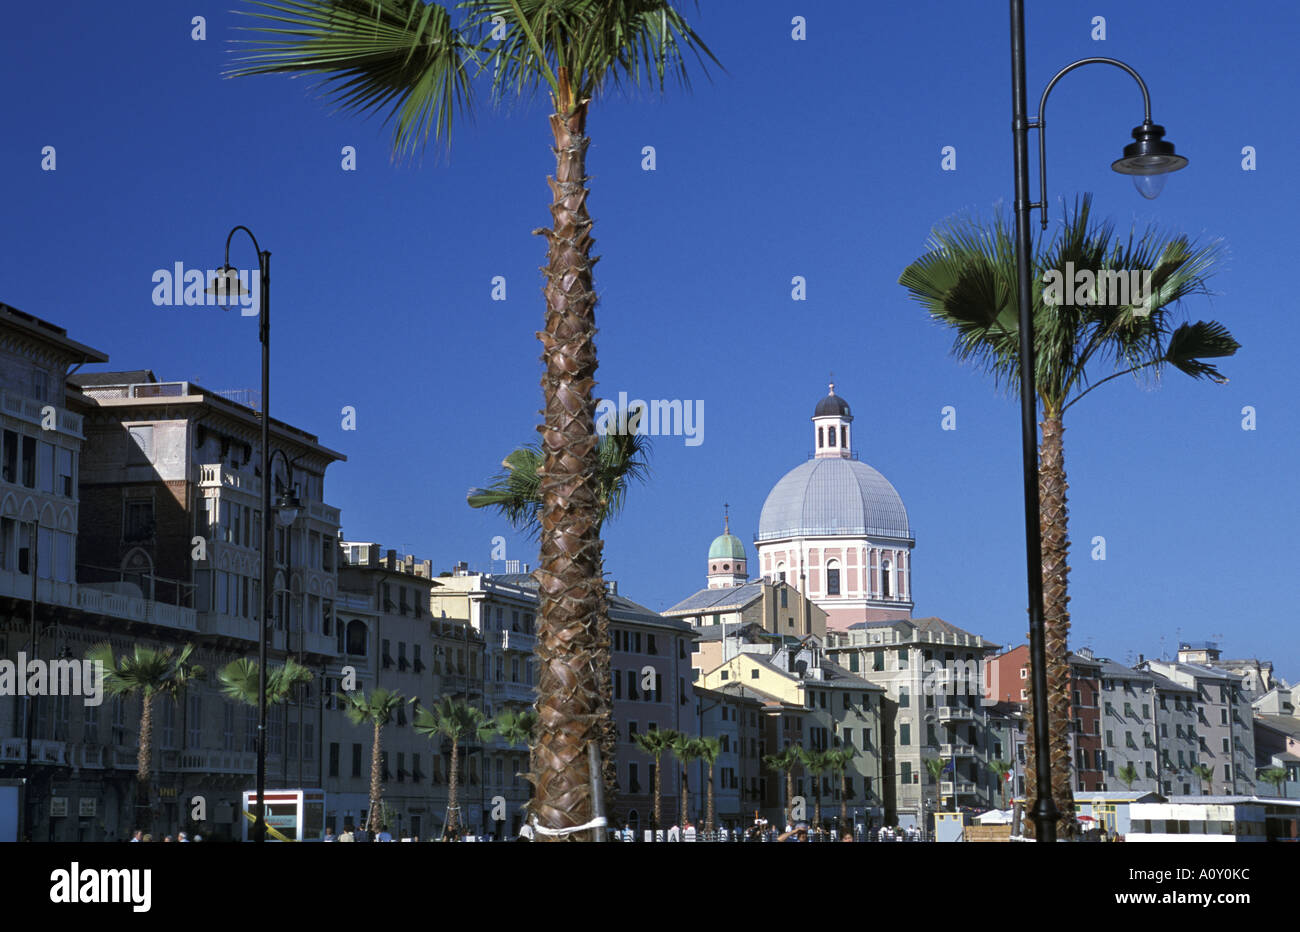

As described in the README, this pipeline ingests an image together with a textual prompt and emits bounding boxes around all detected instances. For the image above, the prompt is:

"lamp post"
[1009,0,1187,842]
[206,226,271,842]
[268,448,302,791]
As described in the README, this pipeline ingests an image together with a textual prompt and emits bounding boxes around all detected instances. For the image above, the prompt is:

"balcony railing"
[0,738,68,766]
[939,743,975,758]
[495,681,535,704]
[937,707,975,722]
[0,390,83,436]
[199,463,262,496]
[940,780,978,796]
[501,629,536,652]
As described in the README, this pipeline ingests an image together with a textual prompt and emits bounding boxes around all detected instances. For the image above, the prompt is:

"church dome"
[708,532,747,561]
[813,392,852,418]
[757,458,911,541]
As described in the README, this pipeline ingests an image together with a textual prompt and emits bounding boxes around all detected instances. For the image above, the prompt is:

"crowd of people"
[601,816,932,842]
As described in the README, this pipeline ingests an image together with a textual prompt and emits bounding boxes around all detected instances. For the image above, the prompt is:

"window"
[124,500,154,543]
[352,743,363,778]
[900,723,910,746]
[873,650,884,672]
[21,436,35,487]
[881,559,892,598]
[37,442,53,493]
[188,694,202,748]
[627,670,638,700]
[826,562,840,596]
[899,687,910,709]
[780,588,788,609]
[1,430,16,483]
[346,620,367,655]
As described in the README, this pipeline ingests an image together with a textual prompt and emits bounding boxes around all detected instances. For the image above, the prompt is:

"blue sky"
[2,1,1295,678]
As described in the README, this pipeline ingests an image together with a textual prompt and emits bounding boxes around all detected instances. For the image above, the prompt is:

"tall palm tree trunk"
[786,770,794,824]
[839,772,848,829]
[1025,415,1076,838]
[680,766,690,828]
[137,695,154,832]
[532,67,604,843]
[369,721,383,833]
[706,762,716,832]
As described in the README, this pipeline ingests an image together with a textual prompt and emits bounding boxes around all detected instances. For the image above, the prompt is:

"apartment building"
[696,630,884,829]
[825,617,999,827]
[1095,656,1159,793]
[1141,654,1256,796]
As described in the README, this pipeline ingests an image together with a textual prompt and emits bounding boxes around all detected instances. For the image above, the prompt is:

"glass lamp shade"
[274,494,301,527]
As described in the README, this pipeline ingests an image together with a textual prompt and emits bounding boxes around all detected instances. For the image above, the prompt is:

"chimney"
[1138,653,1144,664]
[387,548,397,568]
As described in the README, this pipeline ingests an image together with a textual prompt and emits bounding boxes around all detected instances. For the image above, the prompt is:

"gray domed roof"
[814,393,852,418]
[756,458,911,542]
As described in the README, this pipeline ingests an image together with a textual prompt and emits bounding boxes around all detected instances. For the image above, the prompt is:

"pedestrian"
[338,822,356,842]
[129,830,143,843]
[323,827,336,842]
[376,823,393,843]
[777,822,809,843]
[178,832,189,843]
[683,819,696,842]
[841,831,854,842]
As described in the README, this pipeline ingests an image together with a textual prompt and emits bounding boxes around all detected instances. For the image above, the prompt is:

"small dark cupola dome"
[812,382,854,459]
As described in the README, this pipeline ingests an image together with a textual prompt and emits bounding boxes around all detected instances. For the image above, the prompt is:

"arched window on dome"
[881,559,892,598]
[840,425,848,448]
[826,559,841,596]
[826,426,836,447]
[817,427,824,448]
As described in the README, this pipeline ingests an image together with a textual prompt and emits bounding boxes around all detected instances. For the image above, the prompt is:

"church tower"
[812,381,853,458]
[707,508,748,588]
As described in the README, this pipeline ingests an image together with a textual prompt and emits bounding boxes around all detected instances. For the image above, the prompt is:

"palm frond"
[229,0,479,158]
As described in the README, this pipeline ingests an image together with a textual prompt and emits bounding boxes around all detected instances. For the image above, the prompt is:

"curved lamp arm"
[1034,56,1149,228]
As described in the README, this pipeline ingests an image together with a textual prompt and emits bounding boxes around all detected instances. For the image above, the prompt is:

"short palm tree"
[86,642,203,832]
[763,745,802,825]
[216,657,314,786]
[340,688,405,832]
[669,732,704,825]
[1192,763,1215,796]
[824,747,856,829]
[633,728,677,835]
[1257,766,1288,798]
[988,759,1014,808]
[900,193,1239,836]
[230,0,716,842]
[925,757,947,810]
[799,748,830,829]
[414,696,491,835]
[1116,762,1139,789]
[468,426,652,808]
[492,707,538,817]
[696,736,721,832]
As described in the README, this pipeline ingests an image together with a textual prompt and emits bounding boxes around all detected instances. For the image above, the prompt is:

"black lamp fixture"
[1111,121,1189,199]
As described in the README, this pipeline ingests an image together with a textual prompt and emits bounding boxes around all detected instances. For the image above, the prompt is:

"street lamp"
[206,225,271,843]
[1008,0,1186,842]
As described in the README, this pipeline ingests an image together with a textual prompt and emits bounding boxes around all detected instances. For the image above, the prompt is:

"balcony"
[198,463,261,497]
[0,390,83,437]
[0,738,68,766]
[939,743,975,758]
[303,631,339,658]
[199,612,259,643]
[495,681,535,704]
[937,707,974,722]
[305,500,341,527]
[112,748,138,770]
[145,600,198,633]
[501,629,536,652]
[940,780,978,797]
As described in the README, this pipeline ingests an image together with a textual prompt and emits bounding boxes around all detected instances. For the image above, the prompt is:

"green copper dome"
[708,533,747,561]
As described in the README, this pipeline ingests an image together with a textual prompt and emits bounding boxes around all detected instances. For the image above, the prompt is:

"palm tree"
[1257,767,1288,798]
[763,745,802,825]
[632,728,677,835]
[231,0,716,842]
[86,642,203,832]
[925,757,947,811]
[669,732,704,825]
[1116,762,1139,789]
[414,696,491,835]
[900,194,1239,835]
[799,748,830,830]
[216,657,314,787]
[824,747,856,830]
[696,736,721,832]
[468,426,653,808]
[340,688,405,833]
[491,707,538,825]
[988,759,1013,808]
[1192,763,1215,796]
